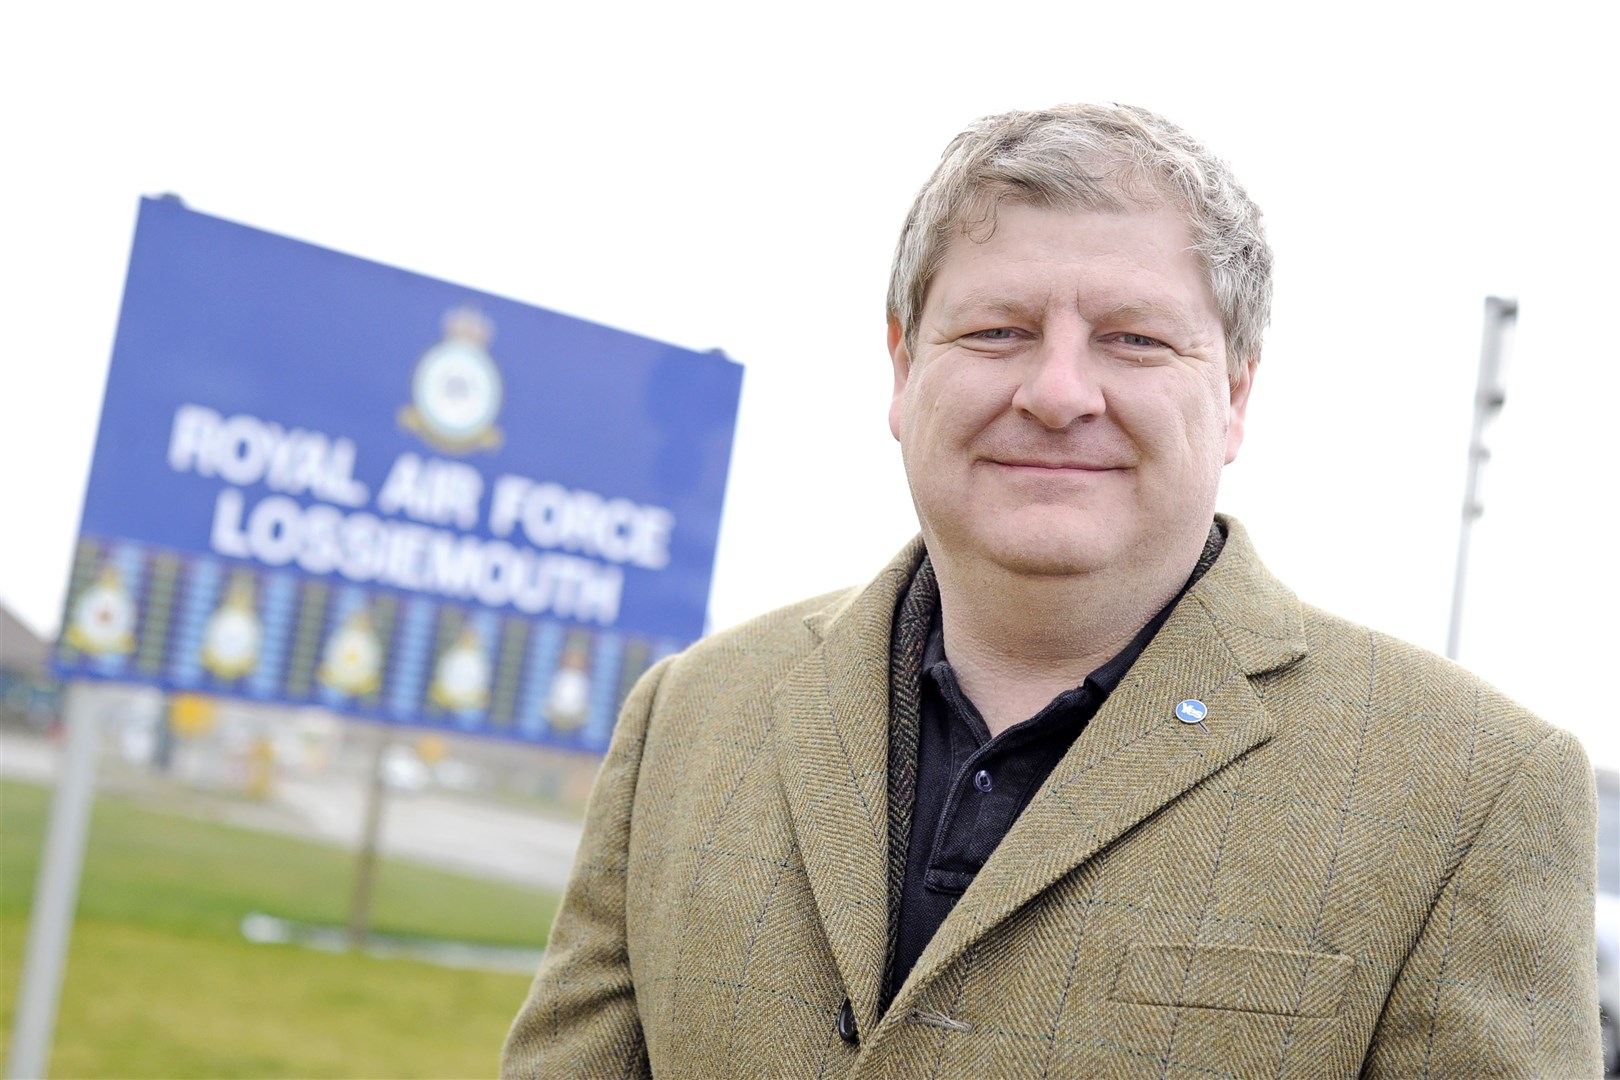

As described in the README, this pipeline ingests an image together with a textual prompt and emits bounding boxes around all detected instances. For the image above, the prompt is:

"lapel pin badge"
[1175,698,1208,725]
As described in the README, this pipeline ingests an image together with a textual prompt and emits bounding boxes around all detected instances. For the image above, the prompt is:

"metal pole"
[1446,296,1517,661]
[347,726,390,951]
[7,683,100,1080]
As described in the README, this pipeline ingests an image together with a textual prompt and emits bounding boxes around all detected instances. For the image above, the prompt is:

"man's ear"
[887,317,910,443]
[1224,357,1258,465]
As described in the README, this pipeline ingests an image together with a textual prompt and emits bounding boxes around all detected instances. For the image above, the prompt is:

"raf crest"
[399,306,505,455]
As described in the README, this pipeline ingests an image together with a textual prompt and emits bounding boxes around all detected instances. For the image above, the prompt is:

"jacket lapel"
[895,517,1308,1006]
[775,541,924,1035]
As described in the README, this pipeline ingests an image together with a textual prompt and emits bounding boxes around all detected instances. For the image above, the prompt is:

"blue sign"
[52,197,742,751]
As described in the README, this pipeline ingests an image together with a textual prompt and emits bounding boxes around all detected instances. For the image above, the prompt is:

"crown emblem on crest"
[442,307,493,347]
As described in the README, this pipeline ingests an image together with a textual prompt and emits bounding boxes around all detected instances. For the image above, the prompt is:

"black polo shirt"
[886,529,1224,1003]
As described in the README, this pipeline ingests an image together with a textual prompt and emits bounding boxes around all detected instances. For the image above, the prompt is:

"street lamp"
[1446,295,1517,661]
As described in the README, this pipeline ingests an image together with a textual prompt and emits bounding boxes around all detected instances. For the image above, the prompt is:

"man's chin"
[989,550,1116,579]
[963,530,1125,579]
[920,508,1146,580]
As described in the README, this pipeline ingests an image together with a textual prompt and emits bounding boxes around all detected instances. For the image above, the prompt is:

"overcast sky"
[3,1,1616,767]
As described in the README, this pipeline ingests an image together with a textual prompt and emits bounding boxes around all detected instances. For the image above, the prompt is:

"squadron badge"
[201,572,262,680]
[429,626,491,713]
[65,564,138,656]
[317,609,384,696]
[546,632,593,734]
[398,306,504,455]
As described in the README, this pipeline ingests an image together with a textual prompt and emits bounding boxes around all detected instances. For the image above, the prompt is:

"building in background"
[0,602,59,730]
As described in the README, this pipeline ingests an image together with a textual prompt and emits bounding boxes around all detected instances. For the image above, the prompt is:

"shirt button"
[973,769,993,793]
[837,998,859,1045]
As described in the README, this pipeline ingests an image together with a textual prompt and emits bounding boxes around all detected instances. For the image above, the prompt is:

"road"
[0,730,583,892]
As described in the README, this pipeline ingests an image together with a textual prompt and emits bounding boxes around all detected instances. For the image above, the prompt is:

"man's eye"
[1117,333,1164,348]
[966,328,1020,341]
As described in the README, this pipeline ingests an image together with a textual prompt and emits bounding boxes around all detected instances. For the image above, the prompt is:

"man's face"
[888,200,1255,582]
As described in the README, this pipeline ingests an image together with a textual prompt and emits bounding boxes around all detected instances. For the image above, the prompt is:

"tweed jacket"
[503,518,1600,1079]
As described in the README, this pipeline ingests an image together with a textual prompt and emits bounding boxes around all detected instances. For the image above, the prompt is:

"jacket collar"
[775,517,1306,1028]
[774,540,920,1034]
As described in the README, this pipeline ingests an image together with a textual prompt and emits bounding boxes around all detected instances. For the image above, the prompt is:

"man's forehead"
[959,176,1172,232]
[936,197,1197,275]
[925,206,1213,316]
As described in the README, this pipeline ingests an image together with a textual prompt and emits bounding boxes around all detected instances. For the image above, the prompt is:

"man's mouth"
[987,458,1123,471]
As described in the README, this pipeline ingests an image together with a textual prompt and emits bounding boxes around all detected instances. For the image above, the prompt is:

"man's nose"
[1010,336,1107,429]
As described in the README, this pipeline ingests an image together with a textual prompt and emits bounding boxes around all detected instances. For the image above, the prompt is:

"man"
[503,104,1600,1078]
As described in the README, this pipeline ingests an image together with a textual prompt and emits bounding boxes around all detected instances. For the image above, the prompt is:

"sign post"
[7,685,99,1080]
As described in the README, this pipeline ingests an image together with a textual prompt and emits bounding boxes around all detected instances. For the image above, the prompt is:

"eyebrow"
[935,295,1206,338]
[1096,302,1204,338]
[935,294,1045,324]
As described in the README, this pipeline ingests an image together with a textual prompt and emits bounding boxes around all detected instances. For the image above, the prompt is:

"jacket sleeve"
[501,657,673,1080]
[1363,727,1602,1078]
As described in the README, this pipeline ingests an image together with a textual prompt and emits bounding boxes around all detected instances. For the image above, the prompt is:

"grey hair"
[886,103,1272,377]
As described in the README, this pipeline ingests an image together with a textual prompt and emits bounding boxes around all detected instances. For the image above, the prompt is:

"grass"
[0,778,561,1077]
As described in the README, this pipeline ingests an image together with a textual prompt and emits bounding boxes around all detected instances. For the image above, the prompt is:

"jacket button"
[836,998,859,1045]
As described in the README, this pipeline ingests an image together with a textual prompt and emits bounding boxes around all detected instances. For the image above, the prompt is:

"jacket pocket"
[1109,941,1354,1018]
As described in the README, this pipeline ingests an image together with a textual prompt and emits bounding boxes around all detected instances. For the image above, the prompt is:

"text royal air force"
[166,404,676,626]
